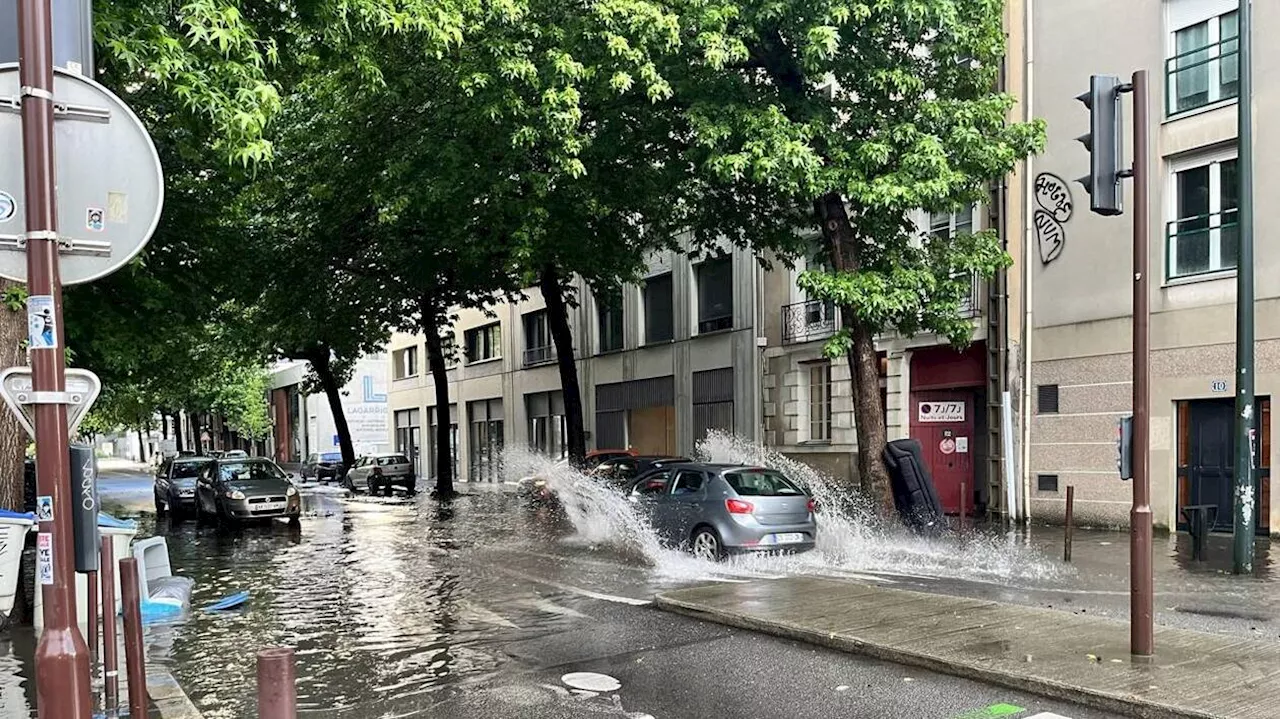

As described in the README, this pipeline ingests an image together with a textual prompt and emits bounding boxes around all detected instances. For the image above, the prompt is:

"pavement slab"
[655,576,1280,719]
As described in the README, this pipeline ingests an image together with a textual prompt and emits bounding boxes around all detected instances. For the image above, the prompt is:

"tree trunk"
[137,425,147,463]
[311,349,355,470]
[815,193,893,511]
[539,265,587,465]
[160,414,169,439]
[172,411,185,452]
[0,281,25,513]
[421,298,455,499]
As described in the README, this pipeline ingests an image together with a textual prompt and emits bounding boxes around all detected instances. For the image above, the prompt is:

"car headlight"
[225,490,246,500]
[286,487,298,497]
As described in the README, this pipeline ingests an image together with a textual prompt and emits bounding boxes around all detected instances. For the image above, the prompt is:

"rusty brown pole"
[958,481,967,533]
[119,558,147,717]
[86,572,98,661]
[18,0,92,714]
[1063,485,1075,562]
[1128,69,1154,658]
[257,646,297,719]
[100,536,119,710]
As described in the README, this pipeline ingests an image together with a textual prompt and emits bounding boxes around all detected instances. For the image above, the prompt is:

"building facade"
[267,355,390,465]
[1026,0,1277,534]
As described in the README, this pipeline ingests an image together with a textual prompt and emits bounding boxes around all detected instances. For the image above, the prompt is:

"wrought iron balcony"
[782,300,837,345]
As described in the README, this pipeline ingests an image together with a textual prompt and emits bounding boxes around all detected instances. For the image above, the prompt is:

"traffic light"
[1076,74,1125,216]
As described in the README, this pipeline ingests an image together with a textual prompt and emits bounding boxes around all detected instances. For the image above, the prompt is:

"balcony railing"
[958,272,981,318]
[1166,211,1239,280]
[523,345,555,367]
[782,300,837,345]
[1165,37,1239,116]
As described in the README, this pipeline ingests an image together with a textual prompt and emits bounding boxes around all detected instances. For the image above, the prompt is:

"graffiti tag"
[1033,173,1073,265]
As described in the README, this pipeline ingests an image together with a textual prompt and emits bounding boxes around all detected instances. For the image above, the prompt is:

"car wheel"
[691,527,725,562]
[367,480,377,495]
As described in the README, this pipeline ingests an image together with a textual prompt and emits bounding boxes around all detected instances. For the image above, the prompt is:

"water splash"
[696,431,1068,585]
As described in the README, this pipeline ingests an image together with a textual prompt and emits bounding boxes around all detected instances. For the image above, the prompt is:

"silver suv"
[344,453,415,496]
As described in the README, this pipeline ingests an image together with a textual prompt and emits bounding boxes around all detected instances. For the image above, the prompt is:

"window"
[426,405,459,481]
[597,293,624,354]
[464,323,502,364]
[394,409,422,476]
[468,398,504,482]
[522,310,554,367]
[1167,10,1239,115]
[1036,384,1060,414]
[671,470,705,496]
[643,273,674,344]
[807,363,832,442]
[1168,154,1238,279]
[696,256,733,334]
[724,471,804,496]
[526,391,567,459]
[393,346,419,379]
[1037,474,1060,492]
[928,208,974,241]
[630,470,672,496]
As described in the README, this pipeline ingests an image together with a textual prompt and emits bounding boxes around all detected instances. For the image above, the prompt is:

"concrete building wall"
[1027,0,1280,532]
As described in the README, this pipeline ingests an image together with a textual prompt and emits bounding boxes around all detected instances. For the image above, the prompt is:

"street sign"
[0,366,100,439]
[0,63,163,285]
[0,0,95,75]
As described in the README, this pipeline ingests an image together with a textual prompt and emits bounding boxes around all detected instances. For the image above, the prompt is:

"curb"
[654,593,1220,719]
[147,666,203,719]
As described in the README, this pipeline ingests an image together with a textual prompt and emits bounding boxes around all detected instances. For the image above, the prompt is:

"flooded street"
[1,448,1274,717]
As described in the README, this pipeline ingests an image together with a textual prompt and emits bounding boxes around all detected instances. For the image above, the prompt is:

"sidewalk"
[656,576,1280,719]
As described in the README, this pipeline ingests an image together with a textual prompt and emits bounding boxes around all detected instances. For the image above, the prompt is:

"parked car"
[302,452,345,482]
[591,456,690,491]
[224,449,249,459]
[154,456,212,517]
[516,448,640,500]
[196,458,301,525]
[626,463,817,561]
[344,453,415,495]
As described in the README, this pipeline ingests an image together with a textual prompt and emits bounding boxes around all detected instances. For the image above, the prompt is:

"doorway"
[909,390,976,514]
[1176,398,1270,534]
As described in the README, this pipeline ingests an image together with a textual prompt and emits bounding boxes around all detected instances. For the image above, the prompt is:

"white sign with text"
[918,401,965,423]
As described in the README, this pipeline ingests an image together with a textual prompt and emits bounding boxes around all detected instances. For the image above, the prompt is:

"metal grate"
[1037,474,1059,492]
[1036,384,1060,414]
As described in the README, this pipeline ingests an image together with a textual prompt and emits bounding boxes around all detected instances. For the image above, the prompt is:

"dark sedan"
[302,452,345,482]
[155,456,211,517]
[196,458,301,525]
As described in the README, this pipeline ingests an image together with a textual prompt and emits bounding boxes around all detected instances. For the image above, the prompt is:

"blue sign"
[332,434,340,446]
[362,375,387,403]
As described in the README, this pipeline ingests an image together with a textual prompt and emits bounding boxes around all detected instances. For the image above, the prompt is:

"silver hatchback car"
[627,463,817,560]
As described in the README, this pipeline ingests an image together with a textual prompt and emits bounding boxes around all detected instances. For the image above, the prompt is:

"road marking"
[458,601,520,629]
[488,565,652,606]
[524,597,589,619]
[951,704,1026,719]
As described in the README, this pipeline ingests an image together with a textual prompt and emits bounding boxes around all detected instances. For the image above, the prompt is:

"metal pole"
[100,536,118,711]
[1063,485,1075,562]
[257,646,297,719]
[959,481,967,534]
[18,0,91,714]
[86,571,98,661]
[1129,69,1154,657]
[1233,0,1257,575]
[119,558,147,718]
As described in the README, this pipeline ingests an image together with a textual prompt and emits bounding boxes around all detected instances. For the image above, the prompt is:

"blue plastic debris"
[204,591,250,611]
[97,512,137,529]
[0,509,35,522]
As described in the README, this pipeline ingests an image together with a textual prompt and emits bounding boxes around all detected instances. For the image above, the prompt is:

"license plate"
[773,533,805,544]
[256,501,287,511]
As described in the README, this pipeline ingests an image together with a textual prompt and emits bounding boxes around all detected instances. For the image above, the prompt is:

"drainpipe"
[1020,0,1036,524]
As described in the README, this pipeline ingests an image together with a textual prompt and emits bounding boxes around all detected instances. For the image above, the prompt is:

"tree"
[671,0,1043,507]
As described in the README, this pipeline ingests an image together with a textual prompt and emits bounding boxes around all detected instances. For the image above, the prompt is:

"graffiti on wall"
[1033,173,1073,264]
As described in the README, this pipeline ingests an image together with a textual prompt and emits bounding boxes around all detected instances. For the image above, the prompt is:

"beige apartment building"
[1028,0,1277,535]
[385,246,763,482]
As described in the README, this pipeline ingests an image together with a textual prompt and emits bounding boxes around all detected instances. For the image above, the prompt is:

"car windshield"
[320,452,342,462]
[219,461,285,482]
[725,471,804,497]
[171,462,205,479]
[376,455,409,466]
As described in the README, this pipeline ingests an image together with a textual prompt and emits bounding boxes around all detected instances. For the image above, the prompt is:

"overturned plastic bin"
[0,510,36,622]
[35,512,137,630]
[131,536,194,623]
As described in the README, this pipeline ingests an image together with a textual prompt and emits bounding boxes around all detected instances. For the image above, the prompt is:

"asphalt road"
[88,467,1121,719]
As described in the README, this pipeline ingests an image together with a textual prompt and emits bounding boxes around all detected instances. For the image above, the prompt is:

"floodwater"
[0,433,1274,716]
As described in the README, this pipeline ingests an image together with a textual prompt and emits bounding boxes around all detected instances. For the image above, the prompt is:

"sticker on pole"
[36,533,53,585]
[36,495,52,522]
[0,367,101,440]
[26,295,56,350]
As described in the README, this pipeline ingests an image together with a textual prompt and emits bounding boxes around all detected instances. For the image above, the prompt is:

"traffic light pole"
[1127,69,1153,658]
[17,0,93,714]
[1232,0,1256,575]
